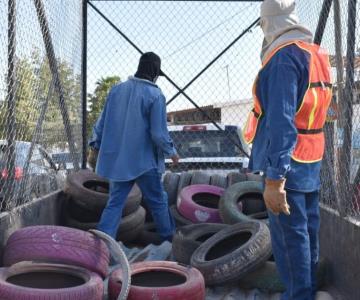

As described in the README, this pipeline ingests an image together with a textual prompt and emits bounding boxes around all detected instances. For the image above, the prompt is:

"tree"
[87,76,120,138]
[0,50,81,149]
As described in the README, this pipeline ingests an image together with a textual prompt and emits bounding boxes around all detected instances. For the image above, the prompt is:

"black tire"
[219,181,264,224]
[190,221,272,285]
[226,172,247,187]
[190,171,211,185]
[246,173,263,182]
[177,172,193,199]
[172,223,228,265]
[238,257,328,293]
[65,206,145,242]
[66,194,141,223]
[210,174,227,189]
[170,205,192,227]
[163,172,181,206]
[64,169,141,211]
[136,222,163,246]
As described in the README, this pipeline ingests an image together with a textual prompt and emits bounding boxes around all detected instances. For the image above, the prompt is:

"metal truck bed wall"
[0,192,358,299]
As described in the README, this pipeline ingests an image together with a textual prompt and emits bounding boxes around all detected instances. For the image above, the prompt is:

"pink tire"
[108,261,205,300]
[177,184,224,223]
[3,226,110,278]
[0,263,103,300]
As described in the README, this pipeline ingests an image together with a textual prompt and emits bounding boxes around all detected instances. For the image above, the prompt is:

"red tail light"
[1,167,23,180]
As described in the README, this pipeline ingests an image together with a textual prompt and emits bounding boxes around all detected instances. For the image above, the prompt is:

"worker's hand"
[170,154,180,166]
[87,147,99,170]
[263,178,290,215]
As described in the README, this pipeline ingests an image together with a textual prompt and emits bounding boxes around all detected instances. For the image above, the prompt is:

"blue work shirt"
[89,76,177,181]
[249,44,321,192]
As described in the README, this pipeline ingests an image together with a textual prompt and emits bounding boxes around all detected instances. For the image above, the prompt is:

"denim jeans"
[97,168,175,241]
[268,189,320,300]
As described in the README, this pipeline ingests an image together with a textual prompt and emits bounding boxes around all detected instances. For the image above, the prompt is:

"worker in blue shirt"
[244,1,332,299]
[89,52,179,242]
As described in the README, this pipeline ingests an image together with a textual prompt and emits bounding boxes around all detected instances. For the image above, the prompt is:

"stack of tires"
[169,171,327,293]
[164,170,266,227]
[63,169,145,243]
[0,226,109,300]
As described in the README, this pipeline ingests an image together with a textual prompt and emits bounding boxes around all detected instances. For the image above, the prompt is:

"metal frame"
[33,0,80,171]
[86,0,259,158]
[82,0,88,169]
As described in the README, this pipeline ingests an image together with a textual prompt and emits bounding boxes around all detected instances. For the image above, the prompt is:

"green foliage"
[0,50,81,148]
[87,76,120,138]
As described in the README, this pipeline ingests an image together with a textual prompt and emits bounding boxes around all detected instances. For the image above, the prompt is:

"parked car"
[0,140,63,208]
[166,123,250,172]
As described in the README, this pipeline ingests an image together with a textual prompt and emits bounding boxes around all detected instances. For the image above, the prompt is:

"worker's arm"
[150,93,177,158]
[265,62,299,180]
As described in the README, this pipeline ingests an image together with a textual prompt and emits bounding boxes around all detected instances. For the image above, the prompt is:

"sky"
[0,0,357,114]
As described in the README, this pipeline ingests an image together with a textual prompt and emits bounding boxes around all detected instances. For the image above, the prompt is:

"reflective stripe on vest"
[243,41,333,163]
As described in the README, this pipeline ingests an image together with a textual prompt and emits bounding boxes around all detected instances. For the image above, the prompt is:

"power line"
[163,3,253,59]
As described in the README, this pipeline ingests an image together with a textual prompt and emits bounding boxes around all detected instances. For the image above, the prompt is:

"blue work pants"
[268,190,320,300]
[97,168,175,241]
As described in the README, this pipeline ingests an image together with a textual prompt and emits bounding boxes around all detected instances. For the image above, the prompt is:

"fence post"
[343,0,358,207]
[33,0,80,171]
[81,0,88,169]
[3,0,17,209]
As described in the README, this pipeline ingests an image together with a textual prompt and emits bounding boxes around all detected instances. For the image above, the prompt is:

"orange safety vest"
[243,41,333,163]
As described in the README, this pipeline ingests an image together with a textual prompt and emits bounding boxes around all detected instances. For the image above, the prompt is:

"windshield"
[169,130,245,158]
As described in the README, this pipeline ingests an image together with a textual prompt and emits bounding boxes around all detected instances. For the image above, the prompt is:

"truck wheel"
[191,171,211,185]
[163,172,180,206]
[172,223,228,264]
[0,263,103,300]
[177,185,224,223]
[219,181,265,224]
[210,174,227,188]
[190,221,271,285]
[108,261,205,300]
[3,226,109,278]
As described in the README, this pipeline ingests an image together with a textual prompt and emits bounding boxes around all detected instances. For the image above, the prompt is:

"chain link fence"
[0,0,83,211]
[87,0,360,217]
[1,0,360,217]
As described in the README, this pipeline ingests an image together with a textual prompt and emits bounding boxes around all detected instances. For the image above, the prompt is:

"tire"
[67,194,141,223]
[246,173,263,182]
[163,172,180,206]
[3,226,110,278]
[0,263,103,300]
[65,206,146,243]
[210,174,227,189]
[64,169,142,211]
[190,221,272,285]
[191,171,211,185]
[170,205,193,227]
[177,184,224,223]
[177,172,193,200]
[219,181,265,224]
[238,257,328,293]
[116,206,146,242]
[227,172,247,187]
[136,222,162,246]
[172,223,228,265]
[108,261,205,300]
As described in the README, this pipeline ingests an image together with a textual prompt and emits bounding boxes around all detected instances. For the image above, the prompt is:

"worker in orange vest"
[244,0,332,299]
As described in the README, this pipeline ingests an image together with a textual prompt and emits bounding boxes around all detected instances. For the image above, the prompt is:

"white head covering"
[260,0,313,62]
